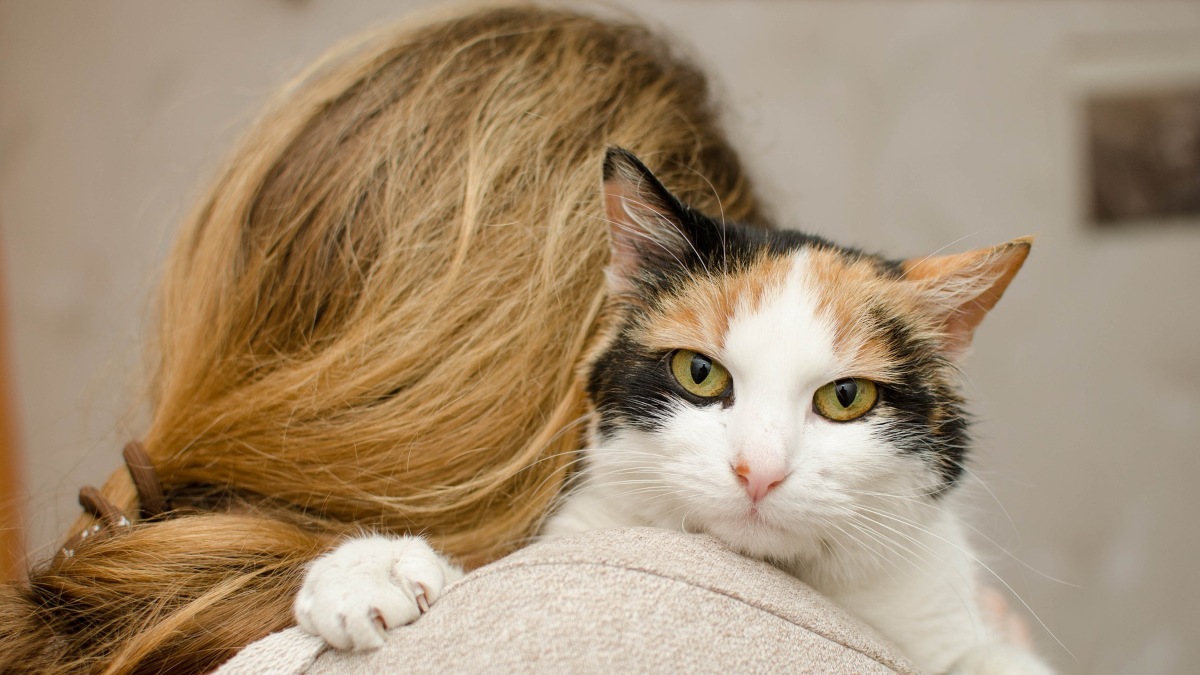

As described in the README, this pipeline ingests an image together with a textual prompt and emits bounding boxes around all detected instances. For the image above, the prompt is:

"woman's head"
[145,3,762,564]
[3,5,761,672]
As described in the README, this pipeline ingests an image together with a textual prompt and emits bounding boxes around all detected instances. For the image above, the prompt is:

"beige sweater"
[215,527,920,674]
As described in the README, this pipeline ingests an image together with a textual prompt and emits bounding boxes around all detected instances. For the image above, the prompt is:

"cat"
[293,148,1053,674]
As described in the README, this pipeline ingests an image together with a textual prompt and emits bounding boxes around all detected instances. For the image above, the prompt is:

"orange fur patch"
[632,253,792,357]
[804,248,924,384]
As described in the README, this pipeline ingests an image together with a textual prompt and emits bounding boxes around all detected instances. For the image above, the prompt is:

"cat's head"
[585,148,1030,563]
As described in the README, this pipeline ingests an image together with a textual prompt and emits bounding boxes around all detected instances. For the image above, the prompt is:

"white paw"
[950,643,1055,675]
[294,534,459,651]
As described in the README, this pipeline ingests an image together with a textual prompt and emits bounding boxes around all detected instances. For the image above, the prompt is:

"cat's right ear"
[602,147,695,297]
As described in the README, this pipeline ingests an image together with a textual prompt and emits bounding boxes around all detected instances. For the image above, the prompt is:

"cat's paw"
[294,534,459,651]
[948,643,1055,675]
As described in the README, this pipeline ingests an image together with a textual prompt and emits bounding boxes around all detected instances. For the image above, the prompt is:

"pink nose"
[733,462,787,503]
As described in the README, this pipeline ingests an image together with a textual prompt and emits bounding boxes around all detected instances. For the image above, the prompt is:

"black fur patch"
[861,308,969,492]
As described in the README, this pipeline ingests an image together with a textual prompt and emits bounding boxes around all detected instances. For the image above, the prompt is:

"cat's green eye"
[669,350,732,399]
[813,378,878,422]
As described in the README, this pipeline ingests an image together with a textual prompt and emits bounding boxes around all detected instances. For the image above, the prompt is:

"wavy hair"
[0,5,762,673]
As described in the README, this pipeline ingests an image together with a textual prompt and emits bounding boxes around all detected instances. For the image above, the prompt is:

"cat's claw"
[294,535,459,651]
[413,582,430,613]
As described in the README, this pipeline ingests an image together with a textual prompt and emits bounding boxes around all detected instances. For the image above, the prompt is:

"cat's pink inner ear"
[901,237,1033,355]
[602,171,687,297]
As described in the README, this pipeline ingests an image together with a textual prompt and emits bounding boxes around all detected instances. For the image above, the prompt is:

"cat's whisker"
[955,463,1020,539]
[525,455,591,507]
[611,488,694,504]
[591,478,680,489]
[958,520,1080,589]
[841,486,951,503]
[840,484,1070,588]
[836,517,914,583]
[842,509,991,643]
[812,514,906,584]
[582,461,694,478]
[849,506,1072,659]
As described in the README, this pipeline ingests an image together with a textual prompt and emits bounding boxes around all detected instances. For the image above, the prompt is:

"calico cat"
[294,148,1052,674]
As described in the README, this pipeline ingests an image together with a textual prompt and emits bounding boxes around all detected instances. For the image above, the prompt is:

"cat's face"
[584,148,1030,563]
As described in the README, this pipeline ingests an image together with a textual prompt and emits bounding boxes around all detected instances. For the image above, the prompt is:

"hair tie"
[78,486,129,527]
[122,440,167,519]
[59,440,167,558]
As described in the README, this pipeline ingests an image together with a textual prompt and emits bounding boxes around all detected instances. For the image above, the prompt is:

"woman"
[0,5,762,673]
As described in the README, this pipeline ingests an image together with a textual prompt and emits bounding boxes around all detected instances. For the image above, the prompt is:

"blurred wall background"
[2,1,1198,672]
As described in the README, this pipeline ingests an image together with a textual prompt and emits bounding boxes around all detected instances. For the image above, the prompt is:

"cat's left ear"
[902,237,1033,357]
[602,147,698,297]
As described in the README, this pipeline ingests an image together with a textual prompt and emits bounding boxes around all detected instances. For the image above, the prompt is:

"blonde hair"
[0,5,762,673]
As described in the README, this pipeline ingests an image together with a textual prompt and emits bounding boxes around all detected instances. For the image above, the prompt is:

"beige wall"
[2,1,1198,672]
